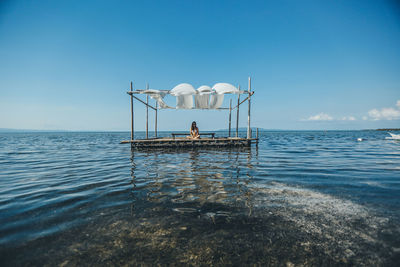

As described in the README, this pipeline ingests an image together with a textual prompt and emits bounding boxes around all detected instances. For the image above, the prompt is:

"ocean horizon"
[1,128,397,133]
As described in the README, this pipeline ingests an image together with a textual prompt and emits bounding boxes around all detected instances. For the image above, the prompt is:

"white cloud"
[306,113,333,121]
[367,100,400,120]
[303,113,357,122]
[341,116,356,121]
[303,99,400,123]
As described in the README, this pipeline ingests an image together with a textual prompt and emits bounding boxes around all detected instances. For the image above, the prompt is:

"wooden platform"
[120,137,258,148]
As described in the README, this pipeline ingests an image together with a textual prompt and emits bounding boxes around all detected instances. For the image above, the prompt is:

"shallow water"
[0,131,399,266]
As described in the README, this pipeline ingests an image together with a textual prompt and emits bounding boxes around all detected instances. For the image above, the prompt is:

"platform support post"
[256,128,259,147]
[228,99,232,137]
[146,83,149,139]
[155,101,158,138]
[247,77,251,139]
[130,81,134,141]
[236,85,240,137]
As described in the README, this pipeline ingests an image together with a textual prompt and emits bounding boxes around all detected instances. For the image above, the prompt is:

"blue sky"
[0,0,399,131]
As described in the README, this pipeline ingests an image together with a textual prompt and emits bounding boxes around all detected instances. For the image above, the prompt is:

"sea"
[0,131,399,266]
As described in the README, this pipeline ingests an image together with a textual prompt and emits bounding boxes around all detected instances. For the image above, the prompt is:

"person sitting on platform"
[189,121,200,139]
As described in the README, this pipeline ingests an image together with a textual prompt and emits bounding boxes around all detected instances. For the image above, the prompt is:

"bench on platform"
[171,132,215,139]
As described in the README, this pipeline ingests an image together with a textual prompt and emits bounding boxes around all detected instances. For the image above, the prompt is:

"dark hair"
[191,121,197,131]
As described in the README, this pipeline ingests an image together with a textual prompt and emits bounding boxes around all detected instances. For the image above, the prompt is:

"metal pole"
[130,81,134,141]
[228,99,232,137]
[146,84,149,139]
[247,77,251,139]
[236,85,240,137]
[155,101,158,138]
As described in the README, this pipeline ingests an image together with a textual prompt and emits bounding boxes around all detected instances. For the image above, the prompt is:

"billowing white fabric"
[209,94,224,109]
[212,83,239,94]
[176,95,193,109]
[195,95,210,109]
[136,82,242,109]
[195,85,212,109]
[170,83,196,109]
[169,83,196,96]
[140,89,170,109]
[197,85,212,94]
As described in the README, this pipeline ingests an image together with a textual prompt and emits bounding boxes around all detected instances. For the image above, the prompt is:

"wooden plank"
[121,137,256,148]
[171,132,215,139]
[232,92,254,110]
[129,94,156,110]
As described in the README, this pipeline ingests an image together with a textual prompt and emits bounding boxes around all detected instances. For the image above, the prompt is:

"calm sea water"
[0,131,399,266]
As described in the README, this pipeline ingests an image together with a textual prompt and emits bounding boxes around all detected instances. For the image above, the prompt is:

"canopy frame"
[127,78,254,141]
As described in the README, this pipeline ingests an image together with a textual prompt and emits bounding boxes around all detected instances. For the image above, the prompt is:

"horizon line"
[1,127,397,133]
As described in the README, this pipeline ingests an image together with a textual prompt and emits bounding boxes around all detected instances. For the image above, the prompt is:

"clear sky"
[1,0,400,131]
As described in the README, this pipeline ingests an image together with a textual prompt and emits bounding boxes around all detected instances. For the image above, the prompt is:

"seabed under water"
[2,181,399,266]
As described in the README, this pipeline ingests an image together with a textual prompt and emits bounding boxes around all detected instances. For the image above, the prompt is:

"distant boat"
[387,132,400,140]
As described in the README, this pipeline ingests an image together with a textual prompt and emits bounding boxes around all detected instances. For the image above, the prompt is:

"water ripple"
[0,131,399,265]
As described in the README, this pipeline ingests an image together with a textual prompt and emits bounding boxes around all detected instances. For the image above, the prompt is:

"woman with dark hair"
[189,121,200,139]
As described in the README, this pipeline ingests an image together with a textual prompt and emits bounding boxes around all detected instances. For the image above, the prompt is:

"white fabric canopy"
[195,85,212,109]
[139,89,170,109]
[176,95,193,109]
[197,85,213,94]
[170,83,196,96]
[212,83,240,94]
[209,94,224,109]
[170,83,196,109]
[135,82,243,109]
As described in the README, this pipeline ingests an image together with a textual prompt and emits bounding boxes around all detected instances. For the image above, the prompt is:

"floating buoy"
[357,138,363,142]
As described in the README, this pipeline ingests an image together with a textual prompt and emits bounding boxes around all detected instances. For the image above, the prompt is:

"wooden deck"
[120,137,258,148]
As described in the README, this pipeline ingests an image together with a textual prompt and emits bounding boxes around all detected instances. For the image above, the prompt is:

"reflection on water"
[0,132,399,266]
[131,148,255,217]
[122,147,398,266]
